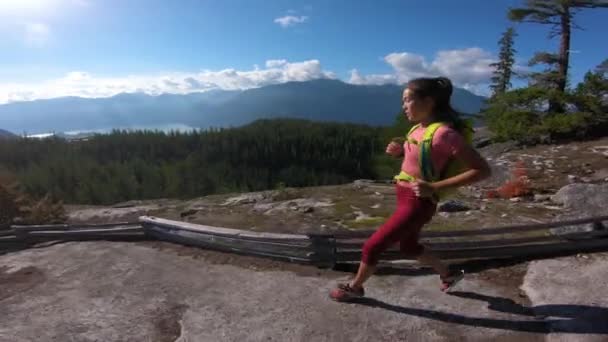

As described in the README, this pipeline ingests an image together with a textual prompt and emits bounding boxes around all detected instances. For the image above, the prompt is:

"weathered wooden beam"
[0,235,20,243]
[11,221,138,229]
[335,237,608,262]
[22,227,144,237]
[139,216,310,243]
[331,215,608,239]
[335,230,608,250]
[145,225,314,264]
[12,223,141,232]
[0,229,16,237]
[308,234,337,268]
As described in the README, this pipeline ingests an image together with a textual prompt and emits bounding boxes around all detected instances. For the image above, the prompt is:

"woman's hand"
[410,180,436,198]
[385,142,403,157]
[396,180,436,198]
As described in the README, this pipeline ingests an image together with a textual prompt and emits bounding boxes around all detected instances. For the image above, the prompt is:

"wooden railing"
[3,215,607,269]
[139,215,608,267]
[4,222,145,243]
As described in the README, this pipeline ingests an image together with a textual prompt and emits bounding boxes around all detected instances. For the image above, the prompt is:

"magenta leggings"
[361,184,437,266]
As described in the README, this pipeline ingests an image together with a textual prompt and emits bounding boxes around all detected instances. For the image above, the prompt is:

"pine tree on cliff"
[509,0,608,112]
[490,27,518,98]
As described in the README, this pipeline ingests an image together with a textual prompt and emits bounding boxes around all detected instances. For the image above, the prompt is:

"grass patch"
[332,200,354,218]
[272,187,305,202]
[346,216,386,229]
[425,220,467,232]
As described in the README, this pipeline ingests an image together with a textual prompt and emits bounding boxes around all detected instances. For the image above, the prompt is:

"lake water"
[27,123,200,138]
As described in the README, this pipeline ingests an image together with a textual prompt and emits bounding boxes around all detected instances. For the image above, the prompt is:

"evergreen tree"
[573,58,608,118]
[490,27,518,97]
[509,0,608,112]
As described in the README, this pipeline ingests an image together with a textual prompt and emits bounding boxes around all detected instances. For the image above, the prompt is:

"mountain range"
[0,79,486,135]
[0,128,16,138]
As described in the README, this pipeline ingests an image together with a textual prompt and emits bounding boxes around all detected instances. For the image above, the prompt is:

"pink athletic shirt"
[400,124,467,180]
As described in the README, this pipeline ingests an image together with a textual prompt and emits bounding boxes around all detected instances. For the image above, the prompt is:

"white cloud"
[348,47,509,95]
[24,22,50,47]
[348,69,397,85]
[0,47,520,103]
[430,48,495,85]
[265,59,288,68]
[384,52,432,83]
[0,59,336,104]
[274,15,308,28]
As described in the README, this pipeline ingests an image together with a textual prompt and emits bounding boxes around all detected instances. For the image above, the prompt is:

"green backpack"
[394,119,474,200]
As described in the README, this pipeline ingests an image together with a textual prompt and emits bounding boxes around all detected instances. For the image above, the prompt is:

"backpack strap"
[405,124,420,145]
[418,122,445,182]
[461,118,475,144]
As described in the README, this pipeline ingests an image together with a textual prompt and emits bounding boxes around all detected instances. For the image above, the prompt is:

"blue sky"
[0,0,606,103]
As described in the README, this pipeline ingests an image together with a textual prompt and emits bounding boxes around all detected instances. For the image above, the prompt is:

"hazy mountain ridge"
[0,79,486,134]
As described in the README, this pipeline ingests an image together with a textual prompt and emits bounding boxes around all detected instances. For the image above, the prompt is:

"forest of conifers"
[0,119,397,205]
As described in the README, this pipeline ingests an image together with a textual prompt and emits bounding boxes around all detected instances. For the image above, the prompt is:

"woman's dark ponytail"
[407,76,467,133]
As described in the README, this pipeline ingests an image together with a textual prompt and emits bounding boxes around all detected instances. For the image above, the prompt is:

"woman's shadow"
[349,291,608,334]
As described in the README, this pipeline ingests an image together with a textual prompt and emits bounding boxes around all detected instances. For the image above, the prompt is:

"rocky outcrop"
[3,241,607,341]
[551,183,608,214]
[522,254,608,339]
[550,183,608,235]
[438,200,473,213]
[253,198,334,215]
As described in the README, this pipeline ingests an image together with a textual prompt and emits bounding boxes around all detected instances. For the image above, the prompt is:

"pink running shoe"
[330,283,365,302]
[440,270,465,292]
